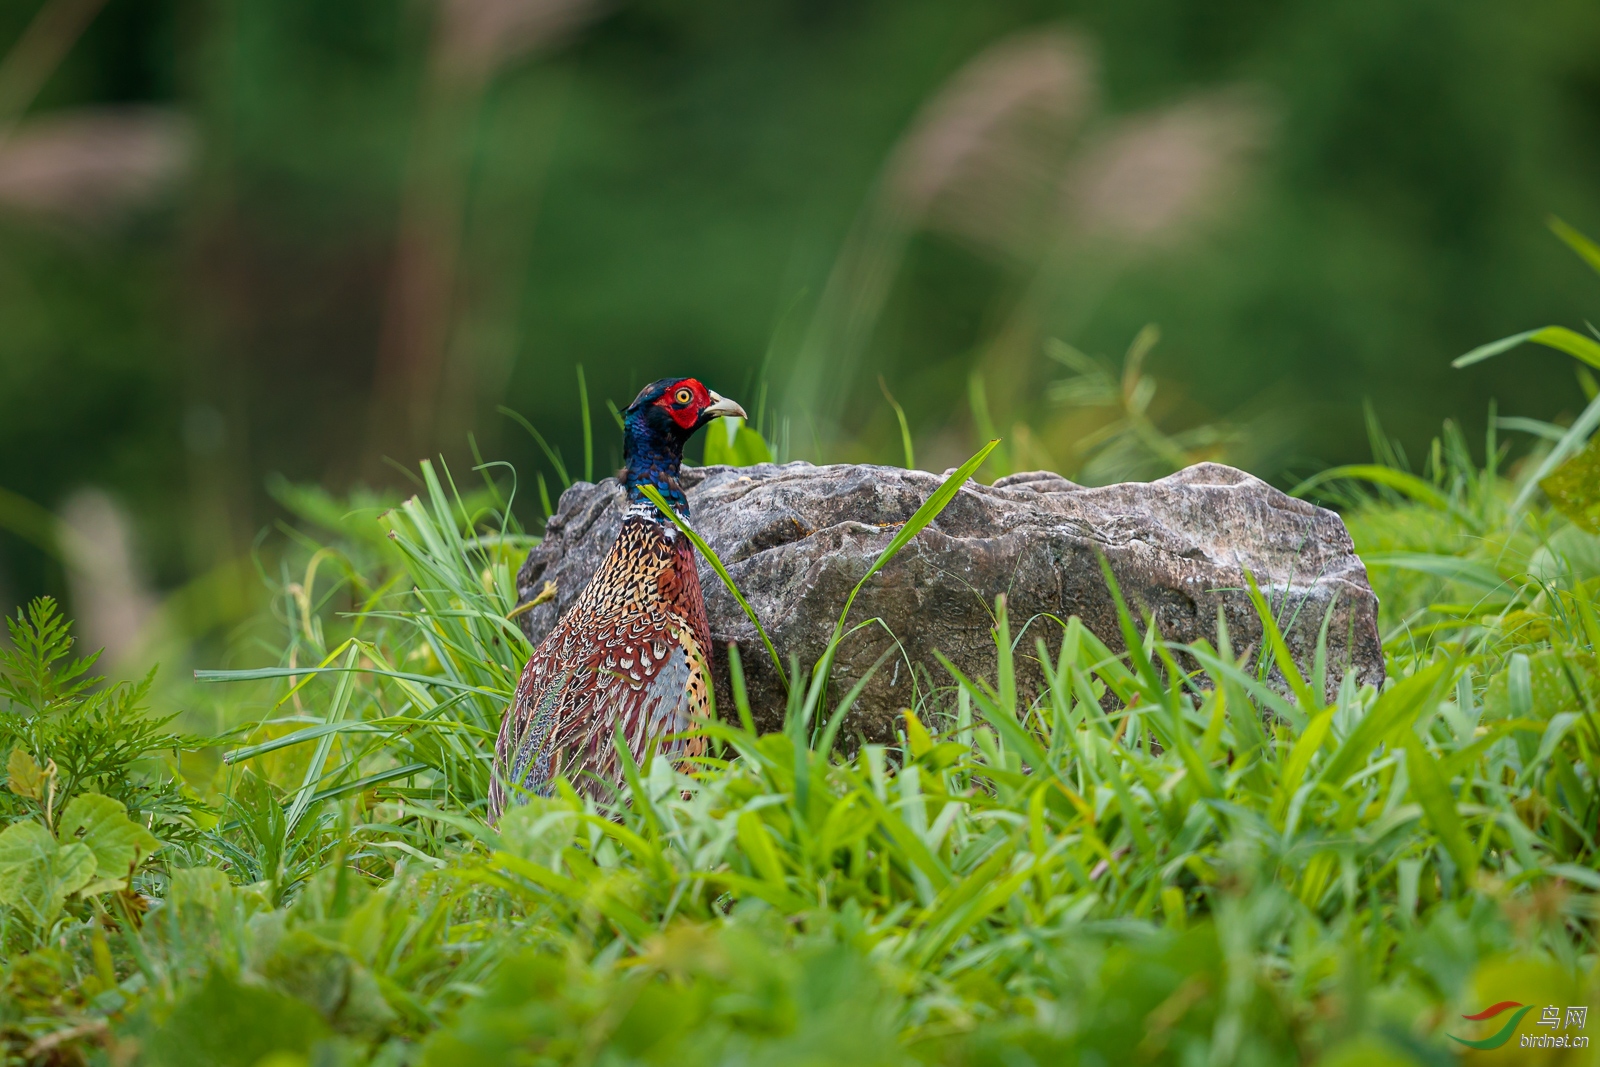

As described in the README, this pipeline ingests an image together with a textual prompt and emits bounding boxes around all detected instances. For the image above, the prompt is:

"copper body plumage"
[489,377,743,822]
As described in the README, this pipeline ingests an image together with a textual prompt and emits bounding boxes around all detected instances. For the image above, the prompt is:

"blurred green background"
[2,0,1599,659]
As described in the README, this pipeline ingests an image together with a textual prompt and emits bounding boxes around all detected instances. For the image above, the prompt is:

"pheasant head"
[621,377,746,513]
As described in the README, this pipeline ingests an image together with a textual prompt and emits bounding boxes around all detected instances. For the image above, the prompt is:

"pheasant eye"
[674,388,694,405]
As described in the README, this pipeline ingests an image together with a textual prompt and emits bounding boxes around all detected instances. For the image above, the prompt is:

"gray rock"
[515,461,1384,741]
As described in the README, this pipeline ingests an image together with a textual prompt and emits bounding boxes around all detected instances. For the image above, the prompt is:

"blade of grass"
[1549,215,1600,276]
[498,406,572,488]
[577,364,594,483]
[638,483,788,690]
[828,440,999,652]
[0,485,62,557]
[1402,731,1476,879]
[879,376,916,469]
[1455,324,1600,372]
[1290,465,1452,512]
[1357,552,1509,592]
[1318,660,1452,790]
[1244,572,1318,713]
[285,644,360,833]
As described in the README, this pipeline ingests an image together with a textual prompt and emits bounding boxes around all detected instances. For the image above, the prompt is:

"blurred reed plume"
[436,0,599,72]
[786,29,1097,434]
[0,0,191,227]
[892,30,1098,265]
[0,107,191,224]
[1066,88,1266,247]
[786,27,1270,464]
[57,488,156,668]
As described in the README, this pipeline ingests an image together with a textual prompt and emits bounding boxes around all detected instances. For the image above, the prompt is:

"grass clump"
[0,390,1598,1064]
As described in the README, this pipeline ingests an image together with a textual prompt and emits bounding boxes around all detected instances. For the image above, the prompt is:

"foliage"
[702,416,776,468]
[0,599,197,835]
[0,792,159,930]
[1449,216,1600,515]
[1542,437,1600,533]
[0,411,1592,1064]
[1040,325,1250,484]
[1299,220,1600,677]
[3,302,1600,1064]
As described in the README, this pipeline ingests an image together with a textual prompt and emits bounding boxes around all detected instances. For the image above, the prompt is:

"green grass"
[1,393,1598,1065]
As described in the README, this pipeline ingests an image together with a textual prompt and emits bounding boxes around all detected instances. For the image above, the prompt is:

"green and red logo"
[1451,1001,1533,1050]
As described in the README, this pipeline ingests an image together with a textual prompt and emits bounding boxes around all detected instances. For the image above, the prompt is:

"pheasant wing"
[491,608,701,817]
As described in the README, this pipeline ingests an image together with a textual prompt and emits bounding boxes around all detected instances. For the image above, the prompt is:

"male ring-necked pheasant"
[488,377,745,821]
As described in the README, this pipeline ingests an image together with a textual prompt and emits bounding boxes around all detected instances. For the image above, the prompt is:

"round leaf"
[58,792,161,882]
[0,821,96,926]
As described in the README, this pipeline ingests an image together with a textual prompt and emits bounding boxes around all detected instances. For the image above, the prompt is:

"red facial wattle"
[654,378,710,429]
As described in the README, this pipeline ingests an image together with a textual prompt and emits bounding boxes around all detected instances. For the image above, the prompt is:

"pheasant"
[489,377,745,821]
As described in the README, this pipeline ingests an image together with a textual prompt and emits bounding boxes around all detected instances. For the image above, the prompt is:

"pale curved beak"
[703,390,748,420]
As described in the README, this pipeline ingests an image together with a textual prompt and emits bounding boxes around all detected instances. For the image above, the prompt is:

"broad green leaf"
[1274,707,1333,823]
[57,792,161,882]
[1318,661,1451,789]
[1514,389,1600,512]
[0,821,96,926]
[1484,648,1598,720]
[1540,437,1600,532]
[169,866,234,912]
[489,851,653,942]
[1402,732,1475,877]
[1535,712,1582,766]
[142,968,329,1067]
[258,928,398,1033]
[702,416,774,466]
[902,710,934,758]
[737,811,787,886]
[497,798,578,869]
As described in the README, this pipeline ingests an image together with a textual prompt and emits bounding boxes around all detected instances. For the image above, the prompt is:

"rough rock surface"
[516,462,1385,741]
